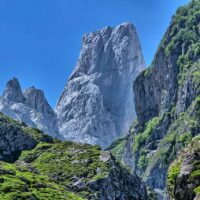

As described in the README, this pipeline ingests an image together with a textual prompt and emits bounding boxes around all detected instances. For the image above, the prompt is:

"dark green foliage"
[162,0,200,85]
[106,137,126,161]
[147,96,200,171]
[133,116,162,153]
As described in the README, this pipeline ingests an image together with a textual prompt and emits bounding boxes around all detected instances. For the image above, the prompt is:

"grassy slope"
[0,113,111,200]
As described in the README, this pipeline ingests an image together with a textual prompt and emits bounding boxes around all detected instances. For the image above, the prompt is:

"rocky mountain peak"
[0,78,60,139]
[2,77,25,103]
[56,22,145,148]
[23,86,52,114]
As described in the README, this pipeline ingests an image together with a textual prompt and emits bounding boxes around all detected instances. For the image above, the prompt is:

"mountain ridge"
[0,77,61,139]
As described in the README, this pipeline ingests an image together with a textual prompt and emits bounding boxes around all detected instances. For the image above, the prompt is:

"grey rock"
[0,78,61,139]
[134,49,179,125]
[2,77,25,103]
[122,133,136,173]
[87,154,149,200]
[110,2,200,199]
[167,135,200,200]
[56,22,145,148]
[0,123,37,162]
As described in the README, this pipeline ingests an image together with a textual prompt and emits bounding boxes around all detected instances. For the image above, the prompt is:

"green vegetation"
[18,142,110,198]
[194,186,200,194]
[131,116,162,170]
[107,137,126,161]
[177,132,192,146]
[133,116,162,153]
[144,96,200,178]
[0,112,23,127]
[161,0,200,85]
[0,161,84,200]
[167,158,182,196]
[144,65,153,77]
[0,113,116,200]
[23,127,56,143]
[167,135,200,199]
[191,169,200,178]
[137,149,149,169]
[192,61,200,83]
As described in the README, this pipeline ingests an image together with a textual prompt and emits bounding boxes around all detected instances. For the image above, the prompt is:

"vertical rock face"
[134,49,179,125]
[2,78,25,103]
[56,22,145,148]
[24,87,55,118]
[109,1,200,199]
[0,78,60,139]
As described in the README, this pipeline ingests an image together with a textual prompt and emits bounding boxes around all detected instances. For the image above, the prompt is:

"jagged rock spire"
[2,77,25,103]
[0,78,61,139]
[23,86,52,114]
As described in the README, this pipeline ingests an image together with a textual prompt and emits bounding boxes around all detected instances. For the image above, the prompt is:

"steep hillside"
[109,0,200,198]
[0,112,150,200]
[167,135,200,200]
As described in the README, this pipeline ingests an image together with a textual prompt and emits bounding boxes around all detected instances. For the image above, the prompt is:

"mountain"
[56,22,145,148]
[109,0,200,199]
[0,112,152,200]
[0,78,61,139]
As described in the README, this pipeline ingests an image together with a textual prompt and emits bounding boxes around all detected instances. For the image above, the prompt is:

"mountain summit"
[56,22,145,148]
[0,78,61,139]
[2,77,25,103]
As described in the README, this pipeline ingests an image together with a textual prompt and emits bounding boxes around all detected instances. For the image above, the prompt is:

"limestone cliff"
[56,22,145,148]
[109,1,200,198]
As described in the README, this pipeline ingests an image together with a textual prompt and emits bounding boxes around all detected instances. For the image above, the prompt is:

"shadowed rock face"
[2,78,25,103]
[56,22,145,148]
[0,78,61,139]
[109,1,200,199]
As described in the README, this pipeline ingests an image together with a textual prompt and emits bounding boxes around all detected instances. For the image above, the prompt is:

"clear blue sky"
[0,0,189,107]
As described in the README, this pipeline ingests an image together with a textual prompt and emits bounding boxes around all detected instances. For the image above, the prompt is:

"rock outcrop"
[0,112,151,200]
[56,22,145,148]
[0,78,61,139]
[0,112,54,162]
[167,135,200,200]
[109,1,200,199]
